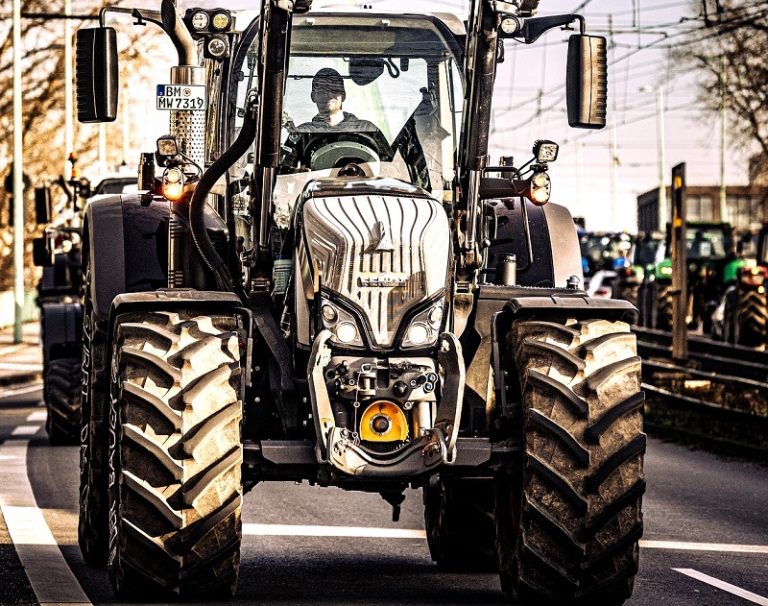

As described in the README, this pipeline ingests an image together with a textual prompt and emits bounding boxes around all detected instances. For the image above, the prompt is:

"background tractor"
[612,231,664,307]
[718,226,768,346]
[637,221,735,332]
[74,1,645,603]
[32,167,134,444]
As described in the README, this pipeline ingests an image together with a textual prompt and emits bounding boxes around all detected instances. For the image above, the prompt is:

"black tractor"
[33,171,135,444]
[74,1,645,603]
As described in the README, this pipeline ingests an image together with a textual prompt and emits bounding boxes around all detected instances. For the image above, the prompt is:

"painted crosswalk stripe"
[0,440,92,605]
[11,425,40,437]
[674,568,768,605]
[25,411,47,423]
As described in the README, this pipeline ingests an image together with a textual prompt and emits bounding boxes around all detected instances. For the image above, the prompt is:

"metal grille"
[303,195,450,347]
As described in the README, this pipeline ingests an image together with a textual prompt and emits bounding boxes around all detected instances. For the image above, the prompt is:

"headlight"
[190,10,209,31]
[162,168,185,202]
[206,35,229,59]
[211,11,231,31]
[320,301,363,347]
[402,302,444,349]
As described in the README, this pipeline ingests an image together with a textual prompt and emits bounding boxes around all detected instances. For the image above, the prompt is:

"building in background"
[637,183,768,233]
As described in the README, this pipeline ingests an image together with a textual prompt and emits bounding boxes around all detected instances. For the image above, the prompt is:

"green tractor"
[637,222,738,333]
[718,226,768,346]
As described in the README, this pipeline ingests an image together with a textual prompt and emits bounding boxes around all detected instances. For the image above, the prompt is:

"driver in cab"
[280,68,390,173]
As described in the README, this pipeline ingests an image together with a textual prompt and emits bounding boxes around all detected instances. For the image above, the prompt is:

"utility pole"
[719,54,727,222]
[671,163,688,361]
[610,114,619,229]
[656,85,668,230]
[64,0,74,176]
[12,0,24,344]
[576,140,584,214]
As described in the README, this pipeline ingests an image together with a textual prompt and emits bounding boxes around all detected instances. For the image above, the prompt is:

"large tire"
[654,284,673,331]
[45,356,82,445]
[496,318,645,605]
[424,477,496,570]
[737,289,767,347]
[613,284,639,308]
[107,311,244,599]
[78,268,111,566]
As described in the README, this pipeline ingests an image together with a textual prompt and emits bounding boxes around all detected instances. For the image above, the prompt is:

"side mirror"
[75,27,119,123]
[32,237,53,267]
[566,34,607,130]
[34,186,52,224]
[138,153,156,191]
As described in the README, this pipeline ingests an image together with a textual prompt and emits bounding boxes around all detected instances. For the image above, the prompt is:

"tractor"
[75,1,645,603]
[612,231,663,307]
[637,221,735,332]
[718,226,768,346]
[32,166,134,444]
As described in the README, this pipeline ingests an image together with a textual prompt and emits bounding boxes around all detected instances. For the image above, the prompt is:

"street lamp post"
[640,84,667,231]
[12,0,24,344]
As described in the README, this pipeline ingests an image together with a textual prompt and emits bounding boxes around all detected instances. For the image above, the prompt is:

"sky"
[106,0,756,232]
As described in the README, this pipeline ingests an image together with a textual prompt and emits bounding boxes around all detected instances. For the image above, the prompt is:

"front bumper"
[307,330,465,478]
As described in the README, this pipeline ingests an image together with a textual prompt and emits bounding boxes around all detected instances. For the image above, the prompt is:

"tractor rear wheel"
[424,477,496,570]
[45,356,82,445]
[737,289,767,347]
[107,311,244,599]
[497,318,645,605]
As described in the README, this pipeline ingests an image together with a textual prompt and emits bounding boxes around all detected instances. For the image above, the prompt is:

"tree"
[0,0,167,292]
[675,0,768,178]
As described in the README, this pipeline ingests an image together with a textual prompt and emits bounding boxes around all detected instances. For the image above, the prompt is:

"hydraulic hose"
[189,102,258,293]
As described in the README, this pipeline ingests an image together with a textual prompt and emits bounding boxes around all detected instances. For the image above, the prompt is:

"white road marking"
[0,383,43,400]
[0,362,42,371]
[26,411,47,422]
[642,540,768,554]
[243,523,427,539]
[11,425,41,436]
[241,526,768,556]
[0,440,92,605]
[0,343,26,357]
[673,568,768,605]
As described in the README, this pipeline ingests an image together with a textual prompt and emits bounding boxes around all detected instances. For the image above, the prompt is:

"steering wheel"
[310,141,380,174]
[299,131,393,172]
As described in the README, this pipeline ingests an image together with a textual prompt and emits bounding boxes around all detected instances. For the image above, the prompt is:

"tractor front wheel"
[496,318,645,605]
[107,310,244,600]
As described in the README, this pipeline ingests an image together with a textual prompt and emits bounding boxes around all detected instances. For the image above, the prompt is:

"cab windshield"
[231,14,463,226]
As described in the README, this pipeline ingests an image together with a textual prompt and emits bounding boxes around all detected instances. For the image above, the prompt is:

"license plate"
[155,84,207,111]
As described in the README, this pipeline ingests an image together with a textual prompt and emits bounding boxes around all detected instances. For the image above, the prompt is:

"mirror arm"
[515,14,585,44]
[99,7,163,29]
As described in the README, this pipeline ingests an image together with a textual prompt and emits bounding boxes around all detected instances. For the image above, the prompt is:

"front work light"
[163,168,185,202]
[533,140,559,164]
[530,171,551,205]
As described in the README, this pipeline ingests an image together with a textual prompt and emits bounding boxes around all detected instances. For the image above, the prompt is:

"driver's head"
[311,68,346,114]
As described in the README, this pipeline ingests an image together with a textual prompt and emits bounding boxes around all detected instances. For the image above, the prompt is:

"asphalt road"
[1,384,767,606]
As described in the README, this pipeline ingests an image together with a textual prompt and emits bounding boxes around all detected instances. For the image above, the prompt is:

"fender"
[483,200,583,288]
[462,285,637,434]
[85,193,169,323]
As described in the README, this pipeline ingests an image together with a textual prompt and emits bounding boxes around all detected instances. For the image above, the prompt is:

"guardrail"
[634,327,768,459]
